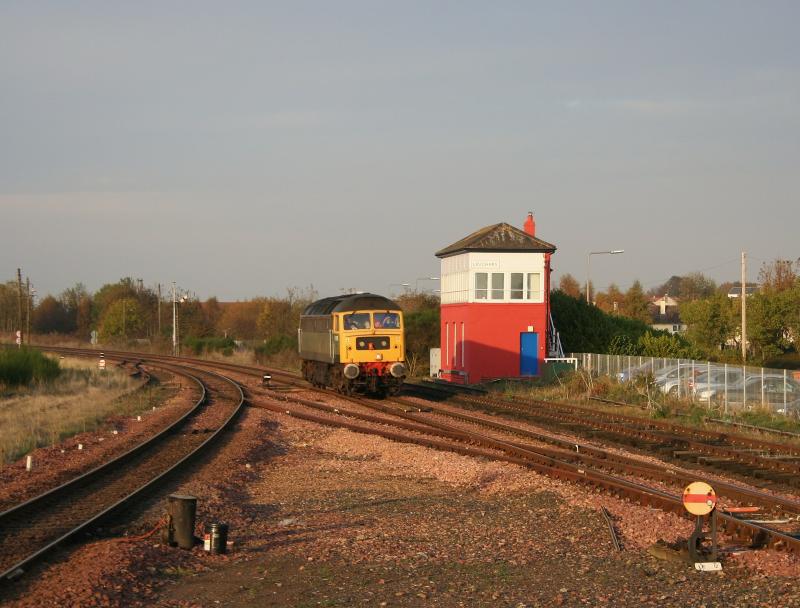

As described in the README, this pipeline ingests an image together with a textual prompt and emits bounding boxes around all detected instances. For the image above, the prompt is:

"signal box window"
[374,312,400,329]
[344,313,371,330]
[510,273,524,299]
[475,273,488,299]
[527,273,541,301]
[491,273,504,300]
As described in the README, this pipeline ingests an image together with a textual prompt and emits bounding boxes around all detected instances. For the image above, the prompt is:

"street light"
[389,283,410,296]
[416,276,440,292]
[586,250,625,304]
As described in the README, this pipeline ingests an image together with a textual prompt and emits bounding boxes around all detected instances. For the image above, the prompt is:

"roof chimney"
[523,211,535,236]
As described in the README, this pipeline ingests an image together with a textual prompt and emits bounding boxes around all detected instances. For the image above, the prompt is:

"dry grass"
[0,357,143,464]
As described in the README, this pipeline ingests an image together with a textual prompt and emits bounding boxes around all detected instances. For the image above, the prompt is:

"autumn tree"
[558,274,582,299]
[32,296,71,334]
[759,258,800,292]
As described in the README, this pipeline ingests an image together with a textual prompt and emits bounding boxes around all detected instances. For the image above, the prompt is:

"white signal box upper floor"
[435,221,557,306]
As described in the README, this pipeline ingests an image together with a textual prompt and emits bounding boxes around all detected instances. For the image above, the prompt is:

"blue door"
[520,332,539,376]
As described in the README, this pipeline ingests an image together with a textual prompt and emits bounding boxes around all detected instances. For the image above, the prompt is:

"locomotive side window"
[344,313,371,330]
[374,312,400,329]
[475,273,488,299]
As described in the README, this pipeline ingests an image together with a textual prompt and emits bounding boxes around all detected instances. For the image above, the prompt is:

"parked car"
[654,363,707,396]
[616,362,654,382]
[690,368,745,398]
[698,374,800,406]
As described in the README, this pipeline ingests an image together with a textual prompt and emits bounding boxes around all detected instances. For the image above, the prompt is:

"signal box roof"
[435,222,556,258]
[303,293,400,316]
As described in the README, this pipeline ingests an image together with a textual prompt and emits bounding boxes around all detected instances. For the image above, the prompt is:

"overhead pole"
[25,277,31,342]
[741,251,747,362]
[16,268,23,347]
[157,283,162,336]
[172,282,178,356]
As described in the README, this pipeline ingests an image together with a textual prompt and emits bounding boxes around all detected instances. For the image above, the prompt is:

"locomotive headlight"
[376,353,383,361]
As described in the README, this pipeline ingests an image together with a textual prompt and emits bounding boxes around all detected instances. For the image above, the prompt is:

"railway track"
[0,359,245,582]
[405,383,800,487]
[30,348,800,555]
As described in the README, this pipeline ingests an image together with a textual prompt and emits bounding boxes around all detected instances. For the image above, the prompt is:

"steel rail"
[255,378,800,553]
[409,386,800,476]
[0,360,244,582]
[386,396,800,517]
[36,348,800,554]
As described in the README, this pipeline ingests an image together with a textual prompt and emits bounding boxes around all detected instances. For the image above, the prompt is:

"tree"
[747,288,799,361]
[638,331,697,358]
[759,258,800,292]
[99,298,143,339]
[32,296,71,334]
[678,272,717,301]
[558,274,581,299]
[621,280,650,324]
[679,293,737,356]
[595,283,624,314]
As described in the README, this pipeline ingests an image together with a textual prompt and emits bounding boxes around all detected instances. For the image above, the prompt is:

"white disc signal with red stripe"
[683,481,717,516]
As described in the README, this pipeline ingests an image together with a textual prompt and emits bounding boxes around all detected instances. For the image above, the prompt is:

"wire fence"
[570,353,800,416]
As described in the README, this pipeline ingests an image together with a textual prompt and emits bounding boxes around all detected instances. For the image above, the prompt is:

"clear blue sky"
[2,2,798,299]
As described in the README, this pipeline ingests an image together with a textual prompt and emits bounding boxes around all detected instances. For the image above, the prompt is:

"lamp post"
[389,283,410,296]
[586,250,624,304]
[416,276,440,292]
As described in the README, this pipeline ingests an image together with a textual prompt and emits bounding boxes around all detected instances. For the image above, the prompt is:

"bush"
[0,348,61,387]
[183,336,236,355]
[254,335,297,362]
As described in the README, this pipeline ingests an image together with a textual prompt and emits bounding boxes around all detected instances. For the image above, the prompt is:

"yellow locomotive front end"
[335,309,405,393]
[298,294,406,395]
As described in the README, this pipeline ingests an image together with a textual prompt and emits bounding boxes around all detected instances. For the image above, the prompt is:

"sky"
[2,1,798,301]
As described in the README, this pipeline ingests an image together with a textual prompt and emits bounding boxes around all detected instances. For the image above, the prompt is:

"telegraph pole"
[157,283,162,335]
[741,251,747,362]
[172,282,178,356]
[25,278,31,341]
[16,268,23,347]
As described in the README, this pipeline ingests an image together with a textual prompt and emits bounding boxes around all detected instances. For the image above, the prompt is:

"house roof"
[435,222,556,258]
[727,283,759,297]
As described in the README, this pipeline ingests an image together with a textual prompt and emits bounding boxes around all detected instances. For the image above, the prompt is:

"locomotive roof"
[303,293,401,316]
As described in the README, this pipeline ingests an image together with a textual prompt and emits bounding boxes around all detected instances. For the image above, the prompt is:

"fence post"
[724,363,728,414]
[742,364,746,408]
[677,361,681,398]
[761,367,765,408]
[784,369,788,414]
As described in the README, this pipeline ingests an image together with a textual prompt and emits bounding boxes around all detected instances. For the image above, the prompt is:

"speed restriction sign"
[683,481,717,516]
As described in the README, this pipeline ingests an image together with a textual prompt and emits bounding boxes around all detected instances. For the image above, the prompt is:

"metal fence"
[571,352,800,416]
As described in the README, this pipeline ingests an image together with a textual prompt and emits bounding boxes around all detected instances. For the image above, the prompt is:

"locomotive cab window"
[344,313,371,330]
[374,312,400,329]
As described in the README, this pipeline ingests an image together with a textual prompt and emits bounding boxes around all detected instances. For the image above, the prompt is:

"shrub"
[254,335,297,362]
[184,336,236,355]
[0,348,61,387]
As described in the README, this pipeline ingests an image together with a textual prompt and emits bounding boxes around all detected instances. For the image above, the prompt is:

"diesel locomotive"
[298,293,406,395]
